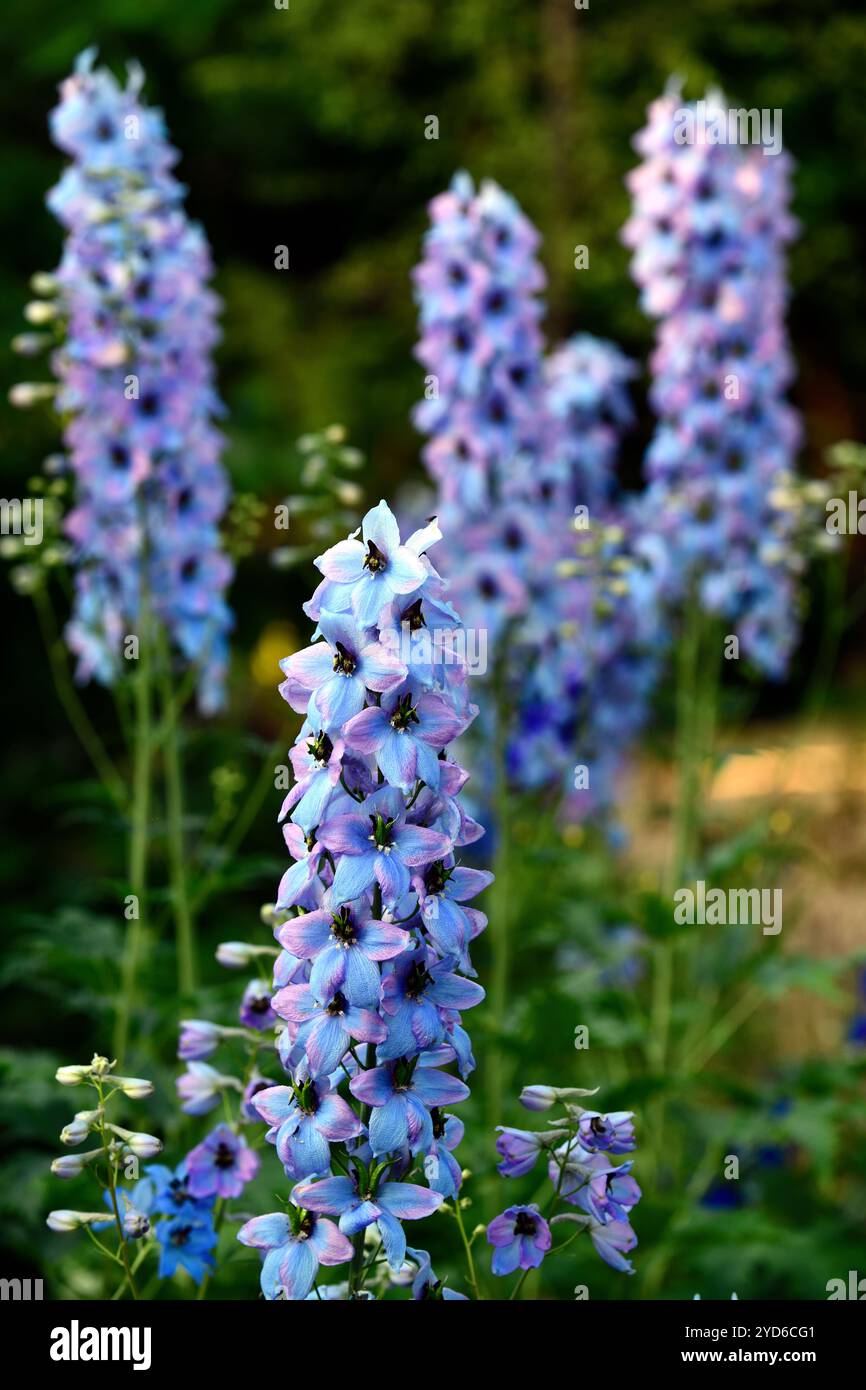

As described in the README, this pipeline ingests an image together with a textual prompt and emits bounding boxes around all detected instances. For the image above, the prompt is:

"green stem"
[453,1198,482,1300]
[113,611,154,1065]
[33,585,126,810]
[96,1089,138,1300]
[486,668,511,1137]
[159,647,197,999]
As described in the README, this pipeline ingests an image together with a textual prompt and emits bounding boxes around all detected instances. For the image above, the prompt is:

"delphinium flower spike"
[238,499,491,1300]
[13,49,233,707]
[623,86,802,676]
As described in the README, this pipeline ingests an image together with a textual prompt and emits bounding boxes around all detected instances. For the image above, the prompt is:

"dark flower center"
[405,960,435,999]
[170,1223,193,1247]
[431,1106,446,1141]
[333,641,356,676]
[330,906,358,946]
[363,539,387,573]
[389,693,420,732]
[307,730,333,764]
[369,813,396,850]
[326,991,349,1016]
[402,598,426,631]
[425,860,452,895]
[214,1142,236,1170]
[514,1211,537,1237]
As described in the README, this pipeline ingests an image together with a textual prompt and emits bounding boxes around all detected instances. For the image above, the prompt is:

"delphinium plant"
[225,499,493,1299]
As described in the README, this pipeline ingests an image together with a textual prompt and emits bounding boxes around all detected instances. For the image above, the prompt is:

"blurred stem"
[453,1199,482,1300]
[114,607,154,1065]
[487,664,511,1139]
[159,638,197,999]
[32,584,126,811]
[348,1041,376,1297]
[805,541,849,719]
[188,731,287,916]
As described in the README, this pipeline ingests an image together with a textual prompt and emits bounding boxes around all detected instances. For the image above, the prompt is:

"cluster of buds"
[270,425,366,573]
[47,1055,161,1240]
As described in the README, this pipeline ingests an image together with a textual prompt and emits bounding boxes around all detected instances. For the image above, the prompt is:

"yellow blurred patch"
[251,622,297,690]
[562,824,584,848]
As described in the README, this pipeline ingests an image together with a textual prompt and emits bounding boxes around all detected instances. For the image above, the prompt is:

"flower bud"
[55,1064,91,1087]
[46,1209,110,1233]
[216,941,256,969]
[60,1110,101,1146]
[24,300,58,325]
[112,1076,154,1099]
[51,1149,100,1178]
[110,1127,163,1159]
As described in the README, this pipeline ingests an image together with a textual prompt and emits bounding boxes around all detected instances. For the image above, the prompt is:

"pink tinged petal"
[393,824,452,867]
[305,1014,348,1076]
[275,1238,319,1300]
[282,1118,329,1175]
[346,1006,387,1044]
[358,641,407,692]
[339,1199,381,1237]
[277,857,315,911]
[294,1175,356,1214]
[237,1211,293,1250]
[252,1086,296,1126]
[342,704,389,756]
[449,867,494,900]
[317,813,371,856]
[376,1182,444,1221]
[349,1065,395,1107]
[360,921,411,959]
[238,1147,260,1183]
[310,1216,354,1266]
[362,499,401,555]
[316,537,366,584]
[315,1093,363,1142]
[278,911,331,958]
[284,641,335,689]
[377,729,419,790]
[310,949,349,1004]
[412,1067,470,1107]
[271,983,315,1024]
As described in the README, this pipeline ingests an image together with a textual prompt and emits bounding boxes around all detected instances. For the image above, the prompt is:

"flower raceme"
[40,50,233,708]
[238,500,492,1300]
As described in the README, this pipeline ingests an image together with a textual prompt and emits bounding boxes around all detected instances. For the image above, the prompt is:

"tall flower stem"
[114,609,154,1065]
[33,584,126,811]
[486,664,511,1140]
[159,638,197,1000]
[95,1080,138,1300]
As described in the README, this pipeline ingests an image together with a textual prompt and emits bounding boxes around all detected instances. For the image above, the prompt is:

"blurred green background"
[1,0,865,1300]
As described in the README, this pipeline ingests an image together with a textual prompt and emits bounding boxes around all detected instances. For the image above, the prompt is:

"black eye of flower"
[405,960,434,999]
[389,693,419,732]
[170,1223,193,1247]
[486,288,507,314]
[307,730,333,764]
[402,598,426,631]
[330,906,357,946]
[333,641,356,675]
[181,557,198,582]
[214,1142,236,1170]
[514,1211,537,1237]
[326,991,349,1016]
[363,539,387,573]
[139,391,160,417]
[478,575,499,599]
[425,859,452,895]
[431,1106,446,1141]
